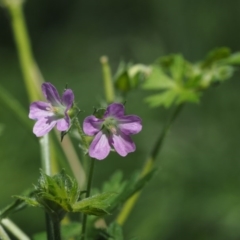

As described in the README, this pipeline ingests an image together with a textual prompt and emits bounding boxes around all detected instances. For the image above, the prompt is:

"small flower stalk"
[29,83,75,137]
[83,103,142,160]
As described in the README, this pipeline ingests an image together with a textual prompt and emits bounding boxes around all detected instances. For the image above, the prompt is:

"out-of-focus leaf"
[107,222,124,240]
[201,47,231,68]
[114,61,150,92]
[143,48,240,108]
[220,52,240,65]
[145,90,177,108]
[107,169,157,213]
[169,54,185,83]
[213,65,234,81]
[102,170,127,194]
[142,66,175,90]
[143,62,200,108]
[72,192,115,216]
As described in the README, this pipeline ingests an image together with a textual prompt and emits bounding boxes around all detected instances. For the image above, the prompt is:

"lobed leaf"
[72,192,115,216]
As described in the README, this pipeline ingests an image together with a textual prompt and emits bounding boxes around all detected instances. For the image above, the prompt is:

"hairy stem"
[45,214,61,240]
[81,158,95,240]
[116,104,184,225]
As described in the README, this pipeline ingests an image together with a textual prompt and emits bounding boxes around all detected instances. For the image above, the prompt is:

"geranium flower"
[83,103,142,160]
[29,82,74,137]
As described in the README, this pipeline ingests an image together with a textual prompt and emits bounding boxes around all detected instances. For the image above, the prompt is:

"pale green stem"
[39,134,51,175]
[116,104,184,225]
[39,134,62,240]
[6,0,41,101]
[1,218,30,240]
[0,224,10,240]
[100,56,115,103]
[81,158,95,240]
[4,0,85,187]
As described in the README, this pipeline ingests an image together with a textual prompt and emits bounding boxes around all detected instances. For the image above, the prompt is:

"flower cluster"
[29,83,142,160]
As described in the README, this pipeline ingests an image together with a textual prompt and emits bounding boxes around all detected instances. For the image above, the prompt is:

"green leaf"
[114,61,132,92]
[102,170,127,194]
[14,196,39,207]
[213,65,234,81]
[107,169,157,213]
[143,49,240,108]
[34,169,79,212]
[201,47,231,68]
[114,62,150,92]
[142,65,175,90]
[145,90,177,108]
[169,54,185,83]
[0,189,34,219]
[72,192,115,216]
[220,52,240,65]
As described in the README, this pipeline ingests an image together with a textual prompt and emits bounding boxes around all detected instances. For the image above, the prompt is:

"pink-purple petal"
[33,117,57,137]
[104,103,125,118]
[56,115,70,131]
[111,132,136,156]
[29,101,53,120]
[83,116,103,136]
[89,131,111,160]
[118,115,142,135]
[42,82,61,106]
[62,89,74,110]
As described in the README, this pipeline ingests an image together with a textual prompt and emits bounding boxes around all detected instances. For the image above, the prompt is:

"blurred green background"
[1,0,240,239]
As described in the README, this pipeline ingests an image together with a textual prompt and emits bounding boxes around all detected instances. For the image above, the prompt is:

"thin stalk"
[39,134,61,240]
[100,56,115,103]
[5,0,85,187]
[116,104,184,225]
[6,0,41,101]
[81,158,95,240]
[0,224,10,240]
[39,134,51,175]
[1,218,30,240]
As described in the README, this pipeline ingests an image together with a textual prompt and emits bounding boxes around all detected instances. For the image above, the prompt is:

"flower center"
[103,117,118,134]
[47,105,65,117]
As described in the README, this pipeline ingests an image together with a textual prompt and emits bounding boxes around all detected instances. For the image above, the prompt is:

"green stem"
[100,56,115,103]
[116,104,184,225]
[6,0,41,101]
[45,214,61,240]
[39,134,61,240]
[39,134,51,175]
[81,158,95,240]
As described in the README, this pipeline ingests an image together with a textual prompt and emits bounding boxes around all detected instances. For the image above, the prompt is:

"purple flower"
[29,82,74,137]
[83,103,142,160]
